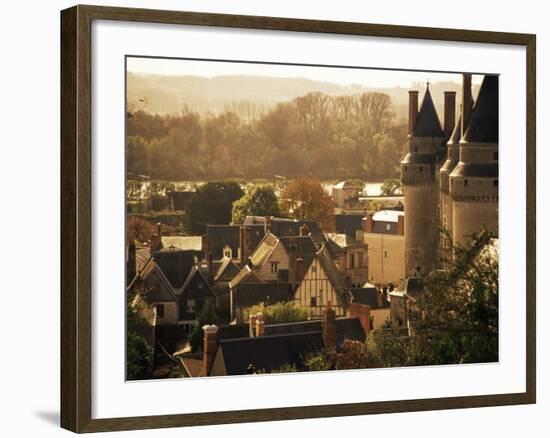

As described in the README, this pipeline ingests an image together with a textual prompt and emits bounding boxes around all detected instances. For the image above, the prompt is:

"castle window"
[414,146,418,153]
[419,166,423,172]
[493,151,498,161]
[384,250,388,259]
[404,166,408,171]
[494,179,498,187]
[464,179,469,186]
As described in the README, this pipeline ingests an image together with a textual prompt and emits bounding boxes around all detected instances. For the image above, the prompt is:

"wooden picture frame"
[60,4,536,433]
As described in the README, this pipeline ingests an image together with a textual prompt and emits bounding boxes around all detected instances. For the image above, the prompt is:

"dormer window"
[270,261,279,273]
[223,245,232,259]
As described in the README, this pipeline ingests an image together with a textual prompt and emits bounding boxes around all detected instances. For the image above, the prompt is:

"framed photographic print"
[60,4,536,433]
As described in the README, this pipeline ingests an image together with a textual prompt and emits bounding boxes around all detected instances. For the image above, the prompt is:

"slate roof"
[130,258,177,303]
[264,318,367,345]
[213,257,242,282]
[243,216,326,245]
[450,162,499,178]
[351,287,389,309]
[412,87,445,138]
[462,75,498,144]
[316,244,345,291]
[335,214,364,239]
[326,233,365,249]
[216,331,325,375]
[152,248,196,290]
[206,224,265,261]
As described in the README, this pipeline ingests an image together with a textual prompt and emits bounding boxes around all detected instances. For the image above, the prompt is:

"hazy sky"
[127,56,484,89]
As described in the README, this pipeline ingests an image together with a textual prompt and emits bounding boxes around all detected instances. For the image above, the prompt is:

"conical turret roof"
[447,114,462,146]
[462,75,498,143]
[412,86,444,138]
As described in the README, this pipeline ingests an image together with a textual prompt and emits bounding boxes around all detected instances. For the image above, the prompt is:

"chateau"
[401,74,499,277]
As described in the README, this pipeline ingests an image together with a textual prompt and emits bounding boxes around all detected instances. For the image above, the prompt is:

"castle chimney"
[323,301,336,352]
[362,215,374,233]
[397,214,405,236]
[299,223,310,237]
[408,90,419,135]
[249,313,257,337]
[443,91,456,138]
[264,216,272,234]
[255,313,265,336]
[349,302,372,334]
[202,324,218,377]
[461,74,472,136]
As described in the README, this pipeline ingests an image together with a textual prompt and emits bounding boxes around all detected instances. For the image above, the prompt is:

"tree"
[189,299,218,352]
[380,179,403,196]
[243,302,310,324]
[231,185,280,224]
[367,231,499,367]
[186,181,244,234]
[126,297,154,380]
[280,178,335,231]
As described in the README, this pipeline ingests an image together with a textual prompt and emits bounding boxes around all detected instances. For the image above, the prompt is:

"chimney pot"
[202,324,219,377]
[255,313,265,336]
[249,313,258,337]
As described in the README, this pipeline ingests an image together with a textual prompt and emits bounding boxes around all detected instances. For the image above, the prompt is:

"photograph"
[124,56,499,380]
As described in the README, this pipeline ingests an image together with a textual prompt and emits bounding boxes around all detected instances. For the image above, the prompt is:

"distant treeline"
[127,91,408,180]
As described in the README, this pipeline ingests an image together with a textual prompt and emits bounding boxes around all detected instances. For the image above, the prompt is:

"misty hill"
[127,72,478,123]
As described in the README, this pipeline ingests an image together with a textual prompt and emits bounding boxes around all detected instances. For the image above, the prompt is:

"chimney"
[202,324,218,377]
[127,240,136,285]
[249,313,257,337]
[397,214,405,236]
[255,313,265,336]
[288,240,297,287]
[239,226,251,266]
[443,91,456,138]
[349,302,372,334]
[295,257,304,283]
[362,215,374,233]
[461,74,472,136]
[323,301,337,352]
[299,223,310,236]
[264,216,272,234]
[408,90,419,135]
[376,290,383,308]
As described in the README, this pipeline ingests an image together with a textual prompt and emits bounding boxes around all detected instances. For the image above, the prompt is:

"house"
[358,210,405,286]
[334,213,364,239]
[127,247,216,332]
[326,232,368,287]
[242,215,327,246]
[293,244,349,317]
[388,277,425,330]
[331,180,362,209]
[228,228,348,321]
[350,283,391,329]
[204,223,266,265]
[197,305,367,377]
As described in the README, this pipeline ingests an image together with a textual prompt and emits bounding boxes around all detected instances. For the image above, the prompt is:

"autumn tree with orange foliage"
[280,177,335,231]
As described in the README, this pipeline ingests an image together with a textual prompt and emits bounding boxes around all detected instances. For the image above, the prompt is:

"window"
[312,265,317,274]
[385,223,391,231]
[348,254,354,268]
[494,179,498,187]
[156,304,165,318]
[493,151,498,161]
[464,179,469,186]
[186,299,196,313]
[384,250,388,259]
[358,253,364,268]
[270,261,279,273]
[419,166,423,172]
[223,245,232,259]
[404,165,408,171]
[310,296,317,307]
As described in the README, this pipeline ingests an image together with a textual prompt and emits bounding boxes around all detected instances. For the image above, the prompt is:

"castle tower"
[401,85,446,277]
[449,75,498,246]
